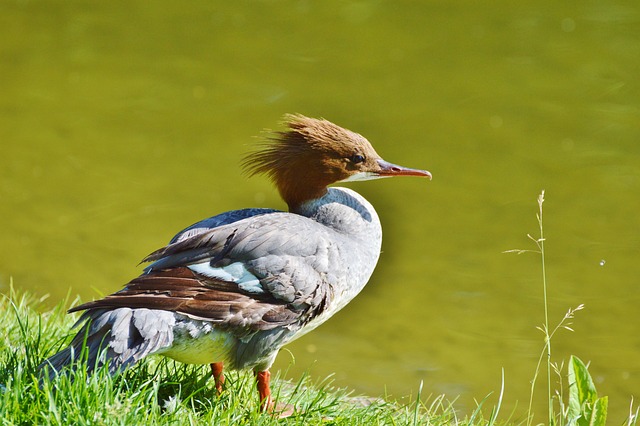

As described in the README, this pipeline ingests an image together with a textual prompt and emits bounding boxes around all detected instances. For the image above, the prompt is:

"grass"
[0,287,493,425]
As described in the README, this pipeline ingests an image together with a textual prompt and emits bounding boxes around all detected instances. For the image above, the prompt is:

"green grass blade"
[567,355,608,426]
[568,355,597,421]
[589,396,608,426]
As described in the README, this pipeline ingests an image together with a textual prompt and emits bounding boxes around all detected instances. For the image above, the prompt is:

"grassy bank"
[1,288,480,425]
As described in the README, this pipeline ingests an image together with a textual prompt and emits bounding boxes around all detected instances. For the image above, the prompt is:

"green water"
[2,0,638,420]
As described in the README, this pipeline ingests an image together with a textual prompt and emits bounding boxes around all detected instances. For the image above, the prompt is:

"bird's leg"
[254,370,273,412]
[210,362,225,395]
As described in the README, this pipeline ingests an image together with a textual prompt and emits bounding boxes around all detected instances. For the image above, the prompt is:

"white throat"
[340,172,389,182]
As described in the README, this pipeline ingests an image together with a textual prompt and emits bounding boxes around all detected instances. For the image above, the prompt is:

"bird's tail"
[39,307,176,382]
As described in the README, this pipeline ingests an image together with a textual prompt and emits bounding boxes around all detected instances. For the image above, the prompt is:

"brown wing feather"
[69,267,301,331]
[140,228,236,267]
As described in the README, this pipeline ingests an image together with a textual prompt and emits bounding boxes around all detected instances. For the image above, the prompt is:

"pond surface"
[2,0,638,421]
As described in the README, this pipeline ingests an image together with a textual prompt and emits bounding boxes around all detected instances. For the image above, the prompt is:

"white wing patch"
[188,261,265,294]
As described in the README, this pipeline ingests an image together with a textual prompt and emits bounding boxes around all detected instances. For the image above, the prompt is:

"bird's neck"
[279,180,328,214]
[294,187,382,239]
[274,166,335,213]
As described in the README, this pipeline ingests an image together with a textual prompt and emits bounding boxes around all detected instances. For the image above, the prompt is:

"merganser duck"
[40,114,431,412]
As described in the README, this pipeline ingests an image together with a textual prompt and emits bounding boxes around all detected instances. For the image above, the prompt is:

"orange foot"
[210,362,225,395]
[254,369,297,418]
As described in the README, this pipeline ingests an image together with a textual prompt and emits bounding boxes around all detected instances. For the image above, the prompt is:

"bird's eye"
[350,154,365,164]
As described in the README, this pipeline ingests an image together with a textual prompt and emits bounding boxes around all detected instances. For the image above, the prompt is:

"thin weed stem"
[506,191,588,426]
[536,191,553,426]
[506,190,552,426]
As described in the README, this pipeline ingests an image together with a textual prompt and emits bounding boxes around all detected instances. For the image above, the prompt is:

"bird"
[39,114,431,413]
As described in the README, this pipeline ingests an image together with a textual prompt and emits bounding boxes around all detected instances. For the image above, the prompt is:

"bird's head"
[244,114,431,211]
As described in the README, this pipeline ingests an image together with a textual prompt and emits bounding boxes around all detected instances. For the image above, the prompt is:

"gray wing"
[73,212,343,331]
[41,209,342,380]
